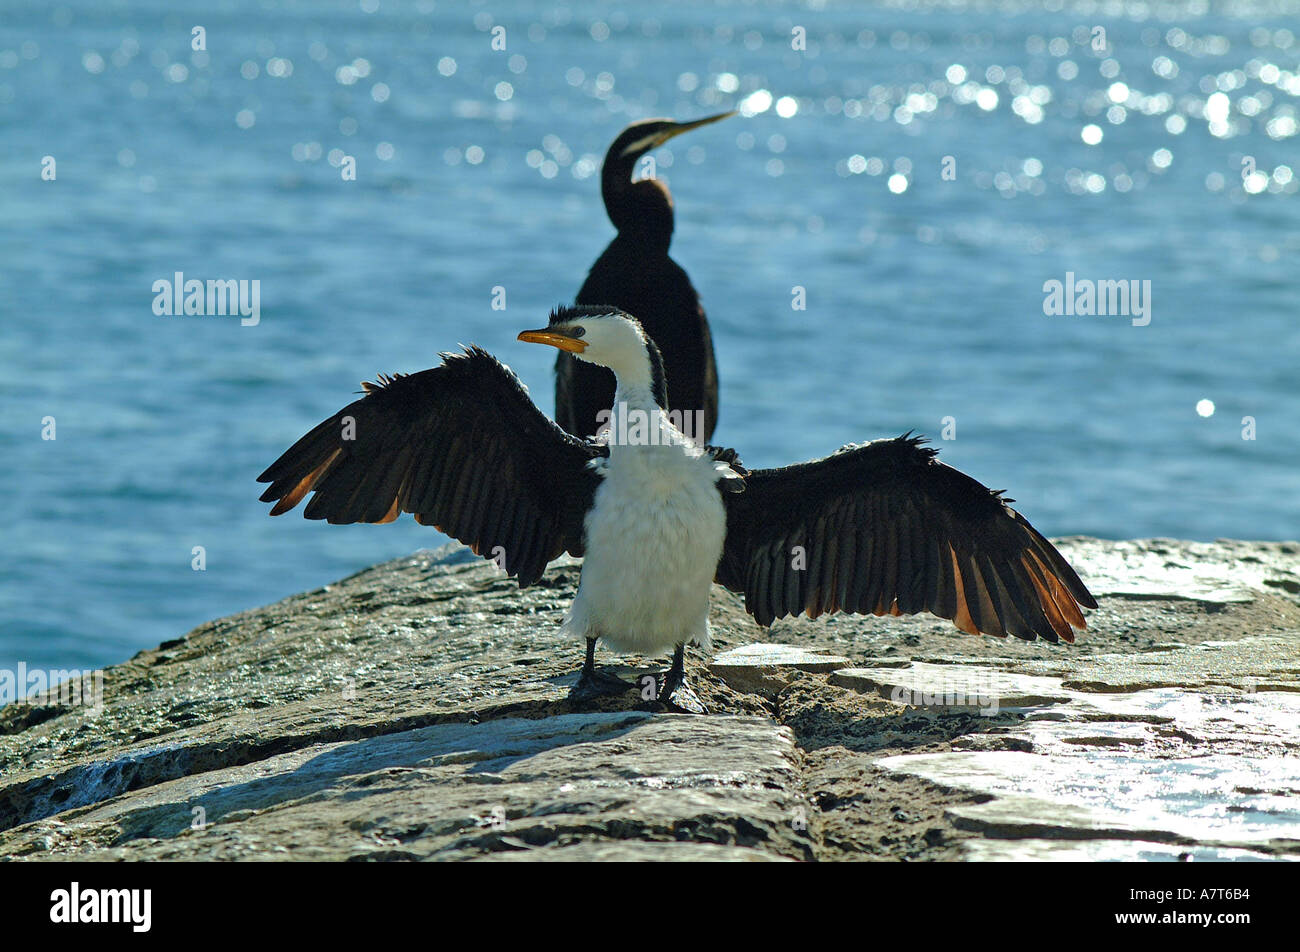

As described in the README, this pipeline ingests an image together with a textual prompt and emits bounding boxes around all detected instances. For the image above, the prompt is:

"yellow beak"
[517,329,587,354]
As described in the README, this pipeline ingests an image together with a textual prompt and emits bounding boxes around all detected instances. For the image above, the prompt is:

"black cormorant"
[259,306,1097,713]
[555,113,734,443]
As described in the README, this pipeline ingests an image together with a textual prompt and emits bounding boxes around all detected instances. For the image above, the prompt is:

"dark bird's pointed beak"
[518,328,587,354]
[620,111,738,158]
[656,110,736,146]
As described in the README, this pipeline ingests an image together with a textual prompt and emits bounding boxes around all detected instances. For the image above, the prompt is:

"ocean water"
[2,0,1297,675]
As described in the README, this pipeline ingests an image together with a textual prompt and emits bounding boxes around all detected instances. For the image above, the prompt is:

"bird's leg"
[568,637,634,702]
[657,643,707,715]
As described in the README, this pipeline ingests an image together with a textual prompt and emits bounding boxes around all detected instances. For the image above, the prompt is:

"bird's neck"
[606,351,661,406]
[605,382,693,454]
[613,375,661,414]
[601,342,677,449]
[603,175,674,252]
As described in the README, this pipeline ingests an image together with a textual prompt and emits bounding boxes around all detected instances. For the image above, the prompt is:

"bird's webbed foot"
[567,638,635,703]
[569,666,635,703]
[655,644,707,715]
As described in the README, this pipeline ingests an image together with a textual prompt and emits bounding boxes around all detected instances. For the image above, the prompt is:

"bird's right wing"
[257,347,604,587]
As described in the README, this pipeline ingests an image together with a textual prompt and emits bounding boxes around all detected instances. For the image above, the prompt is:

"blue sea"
[2,0,1297,676]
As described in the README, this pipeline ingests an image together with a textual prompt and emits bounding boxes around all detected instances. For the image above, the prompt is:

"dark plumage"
[257,347,602,586]
[715,435,1097,640]
[555,113,733,442]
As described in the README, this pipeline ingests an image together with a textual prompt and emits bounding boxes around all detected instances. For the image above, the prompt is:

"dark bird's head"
[600,112,735,245]
[518,305,667,405]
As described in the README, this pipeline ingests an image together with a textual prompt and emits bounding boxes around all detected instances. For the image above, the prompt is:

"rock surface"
[709,644,851,696]
[1,538,1297,861]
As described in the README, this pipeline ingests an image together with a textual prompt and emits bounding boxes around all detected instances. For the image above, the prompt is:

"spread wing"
[257,347,603,587]
[715,436,1096,642]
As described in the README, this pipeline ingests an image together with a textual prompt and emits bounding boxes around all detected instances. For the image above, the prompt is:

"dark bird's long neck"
[601,152,675,253]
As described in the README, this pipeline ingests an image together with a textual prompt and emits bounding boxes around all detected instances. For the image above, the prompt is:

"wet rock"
[0,712,811,861]
[878,685,1300,853]
[1,538,1298,861]
[829,663,1072,712]
[708,644,850,696]
[1055,537,1300,605]
[959,839,1292,862]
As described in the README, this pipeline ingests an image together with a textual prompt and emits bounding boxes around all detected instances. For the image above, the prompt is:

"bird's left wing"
[257,347,604,587]
[715,435,1096,641]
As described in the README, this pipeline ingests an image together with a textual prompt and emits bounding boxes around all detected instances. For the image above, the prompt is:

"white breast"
[562,439,727,657]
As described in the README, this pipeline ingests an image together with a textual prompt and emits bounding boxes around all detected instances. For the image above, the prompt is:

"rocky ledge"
[1,538,1298,862]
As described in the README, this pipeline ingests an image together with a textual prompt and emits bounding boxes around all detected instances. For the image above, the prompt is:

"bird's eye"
[569,326,586,338]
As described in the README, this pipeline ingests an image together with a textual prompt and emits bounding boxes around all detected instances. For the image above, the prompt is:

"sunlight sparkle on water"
[739,89,772,116]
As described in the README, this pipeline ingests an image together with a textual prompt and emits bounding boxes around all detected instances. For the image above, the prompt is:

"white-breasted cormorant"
[555,113,733,443]
[259,306,1096,712]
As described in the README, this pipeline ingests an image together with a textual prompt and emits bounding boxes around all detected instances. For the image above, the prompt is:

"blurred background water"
[2,0,1297,675]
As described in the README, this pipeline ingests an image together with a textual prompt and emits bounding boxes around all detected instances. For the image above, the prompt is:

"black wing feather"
[716,435,1097,641]
[258,347,603,587]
